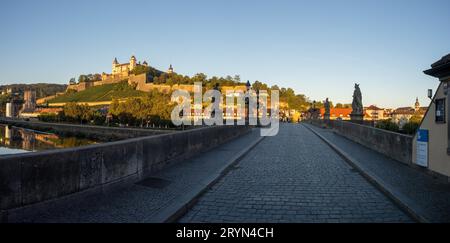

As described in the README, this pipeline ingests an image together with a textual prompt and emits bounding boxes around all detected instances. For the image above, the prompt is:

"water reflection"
[0,124,98,155]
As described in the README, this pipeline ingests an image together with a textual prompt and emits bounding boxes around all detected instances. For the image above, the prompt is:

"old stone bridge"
[1,121,449,223]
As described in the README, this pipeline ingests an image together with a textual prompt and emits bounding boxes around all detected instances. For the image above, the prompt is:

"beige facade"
[364,105,385,120]
[412,81,450,178]
[412,54,450,179]
[412,80,450,176]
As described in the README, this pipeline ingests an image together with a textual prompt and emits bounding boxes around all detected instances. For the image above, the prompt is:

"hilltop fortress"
[67,56,173,91]
[66,55,245,95]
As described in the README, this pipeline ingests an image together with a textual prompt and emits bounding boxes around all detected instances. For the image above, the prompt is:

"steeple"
[113,57,119,65]
[168,64,174,74]
[415,97,420,111]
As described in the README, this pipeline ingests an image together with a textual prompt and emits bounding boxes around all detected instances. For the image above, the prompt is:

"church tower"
[112,58,119,75]
[415,97,420,111]
[129,55,137,71]
[168,64,174,74]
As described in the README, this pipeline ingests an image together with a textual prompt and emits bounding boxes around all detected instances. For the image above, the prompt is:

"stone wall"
[0,118,172,141]
[0,125,249,212]
[312,119,413,164]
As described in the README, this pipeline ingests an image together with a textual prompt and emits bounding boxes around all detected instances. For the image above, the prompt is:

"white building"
[5,102,14,118]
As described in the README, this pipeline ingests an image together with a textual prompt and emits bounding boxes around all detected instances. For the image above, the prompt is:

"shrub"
[375,119,400,133]
[402,121,420,135]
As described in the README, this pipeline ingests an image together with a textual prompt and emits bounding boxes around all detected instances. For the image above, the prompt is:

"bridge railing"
[307,119,413,165]
[0,125,249,216]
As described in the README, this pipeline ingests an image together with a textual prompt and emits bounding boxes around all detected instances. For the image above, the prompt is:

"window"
[435,98,446,123]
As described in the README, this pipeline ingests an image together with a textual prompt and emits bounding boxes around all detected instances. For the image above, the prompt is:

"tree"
[131,65,151,75]
[0,93,12,115]
[409,112,423,124]
[108,90,174,127]
[376,119,400,133]
[63,102,91,124]
[252,81,269,91]
[335,103,351,108]
[78,75,88,83]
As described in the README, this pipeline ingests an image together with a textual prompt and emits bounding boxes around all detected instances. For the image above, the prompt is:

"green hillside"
[48,82,147,103]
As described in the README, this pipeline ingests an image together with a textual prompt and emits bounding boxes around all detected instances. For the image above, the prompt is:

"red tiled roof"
[365,105,383,110]
[36,108,63,114]
[320,108,352,117]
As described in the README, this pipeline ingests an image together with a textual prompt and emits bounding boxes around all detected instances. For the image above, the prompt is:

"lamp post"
[211,83,219,121]
[256,88,260,126]
[245,80,251,125]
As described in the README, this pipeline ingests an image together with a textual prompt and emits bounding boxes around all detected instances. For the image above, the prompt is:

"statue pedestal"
[350,114,364,123]
[323,114,330,120]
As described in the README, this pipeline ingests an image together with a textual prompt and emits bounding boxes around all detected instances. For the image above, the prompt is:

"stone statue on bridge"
[324,98,331,120]
[350,83,364,121]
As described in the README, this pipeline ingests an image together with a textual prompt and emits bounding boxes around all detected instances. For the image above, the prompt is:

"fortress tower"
[129,55,137,71]
[112,58,119,75]
[111,56,145,77]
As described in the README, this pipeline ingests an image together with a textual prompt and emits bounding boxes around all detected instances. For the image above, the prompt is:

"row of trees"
[109,90,174,127]
[39,102,106,125]
[76,74,102,83]
[151,71,311,112]
[38,90,175,128]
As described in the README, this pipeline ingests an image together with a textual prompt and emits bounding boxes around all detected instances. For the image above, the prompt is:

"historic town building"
[391,98,427,127]
[364,105,385,120]
[413,53,450,180]
[101,56,149,81]
[20,90,36,113]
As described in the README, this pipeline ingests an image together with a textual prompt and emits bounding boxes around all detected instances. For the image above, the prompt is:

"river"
[0,123,99,156]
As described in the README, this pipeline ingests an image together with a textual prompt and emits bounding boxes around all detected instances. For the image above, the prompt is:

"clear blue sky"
[1,0,449,108]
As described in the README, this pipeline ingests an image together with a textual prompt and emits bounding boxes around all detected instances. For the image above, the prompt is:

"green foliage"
[0,93,12,115]
[66,89,77,94]
[109,90,175,126]
[376,119,400,133]
[37,112,62,122]
[402,121,420,135]
[49,82,147,103]
[63,102,92,124]
[152,72,245,88]
[78,75,87,83]
[78,74,101,83]
[409,112,423,124]
[131,65,150,75]
[335,103,351,108]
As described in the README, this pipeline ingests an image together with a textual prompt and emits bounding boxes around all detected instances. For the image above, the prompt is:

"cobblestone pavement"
[304,123,450,223]
[180,123,414,223]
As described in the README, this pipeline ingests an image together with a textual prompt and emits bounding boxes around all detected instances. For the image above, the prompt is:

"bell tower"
[129,55,137,71]
[415,97,420,111]
[112,58,119,75]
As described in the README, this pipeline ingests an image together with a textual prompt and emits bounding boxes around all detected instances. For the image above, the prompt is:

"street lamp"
[245,80,251,125]
[256,89,260,126]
